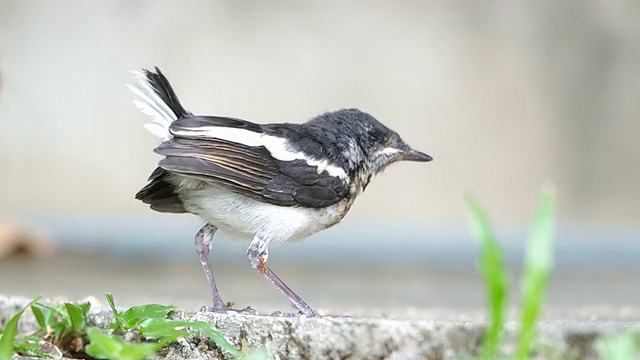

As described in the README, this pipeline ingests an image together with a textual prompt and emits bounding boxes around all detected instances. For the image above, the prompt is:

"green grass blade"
[465,195,509,359]
[0,296,42,360]
[515,186,556,360]
[105,293,124,333]
[596,332,640,360]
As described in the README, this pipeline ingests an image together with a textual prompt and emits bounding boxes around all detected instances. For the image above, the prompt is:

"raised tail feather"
[127,67,191,140]
[130,67,188,213]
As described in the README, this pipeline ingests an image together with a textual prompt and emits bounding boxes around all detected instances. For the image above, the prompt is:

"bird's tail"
[127,67,191,140]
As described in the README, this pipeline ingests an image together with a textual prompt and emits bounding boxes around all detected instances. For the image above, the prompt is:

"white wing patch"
[127,71,176,141]
[172,126,348,179]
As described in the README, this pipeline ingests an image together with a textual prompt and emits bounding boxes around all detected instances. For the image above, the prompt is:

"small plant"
[0,297,43,360]
[0,296,89,359]
[515,187,555,360]
[32,300,92,355]
[466,186,555,359]
[466,196,508,358]
[86,293,241,359]
[0,293,267,359]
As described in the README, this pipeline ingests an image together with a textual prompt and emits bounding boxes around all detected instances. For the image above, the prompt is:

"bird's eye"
[381,135,393,145]
[376,132,390,143]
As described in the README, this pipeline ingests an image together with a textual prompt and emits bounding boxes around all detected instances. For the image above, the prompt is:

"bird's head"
[305,109,432,194]
[365,126,432,175]
[340,109,432,175]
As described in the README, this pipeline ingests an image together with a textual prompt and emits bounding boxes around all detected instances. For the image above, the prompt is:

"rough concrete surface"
[1,295,639,360]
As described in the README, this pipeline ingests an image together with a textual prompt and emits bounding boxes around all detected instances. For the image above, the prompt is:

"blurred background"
[1,1,639,318]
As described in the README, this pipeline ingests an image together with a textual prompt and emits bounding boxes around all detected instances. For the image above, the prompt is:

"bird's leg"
[195,224,229,312]
[196,225,257,315]
[246,238,319,317]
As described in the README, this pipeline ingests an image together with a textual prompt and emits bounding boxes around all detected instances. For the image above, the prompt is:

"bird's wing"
[154,116,349,208]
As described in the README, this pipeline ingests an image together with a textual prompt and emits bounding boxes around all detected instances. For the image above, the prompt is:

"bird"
[128,67,432,317]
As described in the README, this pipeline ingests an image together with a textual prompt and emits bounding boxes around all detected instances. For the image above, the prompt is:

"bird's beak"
[401,147,432,162]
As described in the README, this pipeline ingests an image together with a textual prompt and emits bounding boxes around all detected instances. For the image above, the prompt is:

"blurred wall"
[1,0,639,226]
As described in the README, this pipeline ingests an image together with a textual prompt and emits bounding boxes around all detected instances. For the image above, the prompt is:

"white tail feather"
[127,71,176,141]
[144,123,171,139]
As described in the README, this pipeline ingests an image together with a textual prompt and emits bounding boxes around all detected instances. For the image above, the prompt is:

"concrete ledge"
[1,295,638,359]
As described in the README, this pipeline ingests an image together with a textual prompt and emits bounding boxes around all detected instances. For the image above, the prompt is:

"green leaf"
[85,328,159,360]
[466,195,508,359]
[0,296,42,360]
[190,321,240,356]
[515,186,556,360]
[120,304,174,332]
[65,303,89,332]
[106,293,174,332]
[137,318,188,339]
[119,304,175,330]
[30,305,46,331]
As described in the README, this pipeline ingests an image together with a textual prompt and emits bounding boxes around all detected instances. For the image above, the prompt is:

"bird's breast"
[170,175,350,246]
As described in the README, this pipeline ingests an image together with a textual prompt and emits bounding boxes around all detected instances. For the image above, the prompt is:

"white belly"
[171,176,349,245]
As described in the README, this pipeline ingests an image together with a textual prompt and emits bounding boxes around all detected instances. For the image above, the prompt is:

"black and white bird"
[129,68,432,317]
